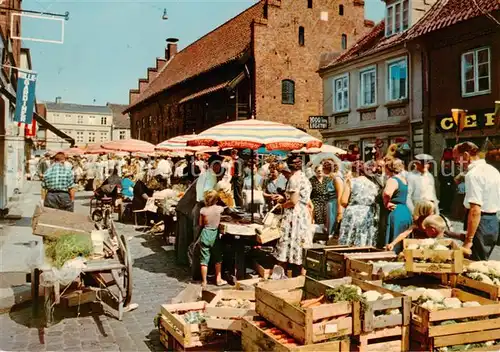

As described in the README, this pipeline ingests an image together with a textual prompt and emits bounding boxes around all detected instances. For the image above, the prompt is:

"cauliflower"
[381,293,394,300]
[421,300,441,311]
[363,290,382,302]
[443,297,462,309]
[467,272,494,285]
[468,261,490,274]
[422,289,445,302]
[485,341,495,347]
[432,244,449,251]
[386,309,400,315]
[462,301,481,308]
[487,261,500,277]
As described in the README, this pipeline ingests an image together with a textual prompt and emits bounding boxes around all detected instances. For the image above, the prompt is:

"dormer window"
[386,0,409,36]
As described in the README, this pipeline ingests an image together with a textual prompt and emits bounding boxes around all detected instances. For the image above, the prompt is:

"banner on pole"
[14,71,37,124]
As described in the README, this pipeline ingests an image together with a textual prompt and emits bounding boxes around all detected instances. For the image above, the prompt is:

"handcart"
[31,206,133,326]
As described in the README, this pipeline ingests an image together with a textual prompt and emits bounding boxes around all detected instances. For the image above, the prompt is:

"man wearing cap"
[42,152,76,212]
[407,154,439,214]
[453,142,500,260]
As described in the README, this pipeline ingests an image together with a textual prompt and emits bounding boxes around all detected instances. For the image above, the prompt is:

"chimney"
[165,38,178,61]
[55,96,62,104]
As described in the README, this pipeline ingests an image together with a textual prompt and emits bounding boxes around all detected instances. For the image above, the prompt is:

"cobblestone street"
[0,187,190,351]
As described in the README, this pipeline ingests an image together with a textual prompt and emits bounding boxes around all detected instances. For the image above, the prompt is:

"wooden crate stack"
[325,247,397,279]
[303,245,348,277]
[410,289,500,351]
[322,277,411,352]
[403,239,464,274]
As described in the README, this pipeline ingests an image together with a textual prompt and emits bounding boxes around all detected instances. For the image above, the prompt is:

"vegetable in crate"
[45,233,93,268]
[325,284,365,306]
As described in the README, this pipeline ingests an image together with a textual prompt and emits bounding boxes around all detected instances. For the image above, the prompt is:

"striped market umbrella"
[187,119,322,151]
[156,134,219,154]
[101,139,155,154]
[156,134,195,151]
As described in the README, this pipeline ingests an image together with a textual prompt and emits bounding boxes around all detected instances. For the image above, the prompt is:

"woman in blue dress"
[322,159,344,237]
[383,158,413,253]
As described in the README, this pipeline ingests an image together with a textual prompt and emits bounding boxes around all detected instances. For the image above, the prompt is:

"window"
[76,131,84,143]
[341,34,347,50]
[89,116,96,125]
[101,116,107,125]
[281,79,295,105]
[307,0,313,8]
[298,26,305,46]
[461,47,491,96]
[386,0,409,36]
[387,57,408,101]
[333,74,349,112]
[88,132,95,143]
[77,115,84,124]
[339,4,344,16]
[100,132,107,142]
[360,66,377,107]
[119,131,126,140]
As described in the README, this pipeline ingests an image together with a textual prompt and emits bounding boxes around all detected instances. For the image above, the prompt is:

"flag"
[14,71,37,124]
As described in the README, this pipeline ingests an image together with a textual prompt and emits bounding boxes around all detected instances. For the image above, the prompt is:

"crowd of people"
[35,140,500,285]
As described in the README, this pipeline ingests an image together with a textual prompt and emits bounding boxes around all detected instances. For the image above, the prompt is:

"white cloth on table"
[464,159,500,213]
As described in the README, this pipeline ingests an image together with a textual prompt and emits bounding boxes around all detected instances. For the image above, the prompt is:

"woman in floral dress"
[274,157,313,275]
[339,161,379,247]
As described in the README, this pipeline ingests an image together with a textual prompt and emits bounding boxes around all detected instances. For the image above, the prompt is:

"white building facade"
[107,103,131,141]
[44,100,113,150]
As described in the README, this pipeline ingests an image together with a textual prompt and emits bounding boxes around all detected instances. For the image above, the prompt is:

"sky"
[23,0,385,106]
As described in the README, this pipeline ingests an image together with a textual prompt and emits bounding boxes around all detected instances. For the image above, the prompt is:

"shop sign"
[14,71,37,124]
[309,116,329,129]
[436,110,496,133]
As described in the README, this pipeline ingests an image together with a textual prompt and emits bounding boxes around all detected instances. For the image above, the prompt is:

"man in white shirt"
[453,142,500,260]
[407,154,439,214]
[155,157,173,187]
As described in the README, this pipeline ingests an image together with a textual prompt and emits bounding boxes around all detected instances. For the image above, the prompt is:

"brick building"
[125,0,374,143]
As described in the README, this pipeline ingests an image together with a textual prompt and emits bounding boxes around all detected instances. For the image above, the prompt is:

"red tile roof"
[319,21,406,71]
[406,0,500,39]
[126,1,264,112]
[320,0,500,72]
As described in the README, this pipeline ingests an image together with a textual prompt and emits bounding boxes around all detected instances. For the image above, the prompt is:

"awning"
[34,114,75,146]
[0,85,75,146]
[178,81,230,104]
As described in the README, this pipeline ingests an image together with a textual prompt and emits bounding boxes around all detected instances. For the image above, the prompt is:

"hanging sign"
[435,110,495,133]
[14,71,37,124]
[309,116,329,129]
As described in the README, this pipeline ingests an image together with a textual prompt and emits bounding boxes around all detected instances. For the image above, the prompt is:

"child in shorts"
[199,190,226,288]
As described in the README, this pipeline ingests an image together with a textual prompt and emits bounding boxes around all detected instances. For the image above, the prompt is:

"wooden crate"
[455,274,500,300]
[325,247,395,278]
[346,256,403,281]
[235,278,265,290]
[403,239,464,274]
[205,290,258,332]
[411,288,500,351]
[241,317,350,352]
[158,321,227,351]
[303,245,348,277]
[160,301,210,349]
[255,276,354,344]
[321,277,411,334]
[354,326,409,352]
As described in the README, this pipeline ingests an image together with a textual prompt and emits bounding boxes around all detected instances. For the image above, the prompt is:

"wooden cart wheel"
[118,234,133,307]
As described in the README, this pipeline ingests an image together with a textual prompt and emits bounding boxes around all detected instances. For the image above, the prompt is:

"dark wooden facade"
[422,12,500,159]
